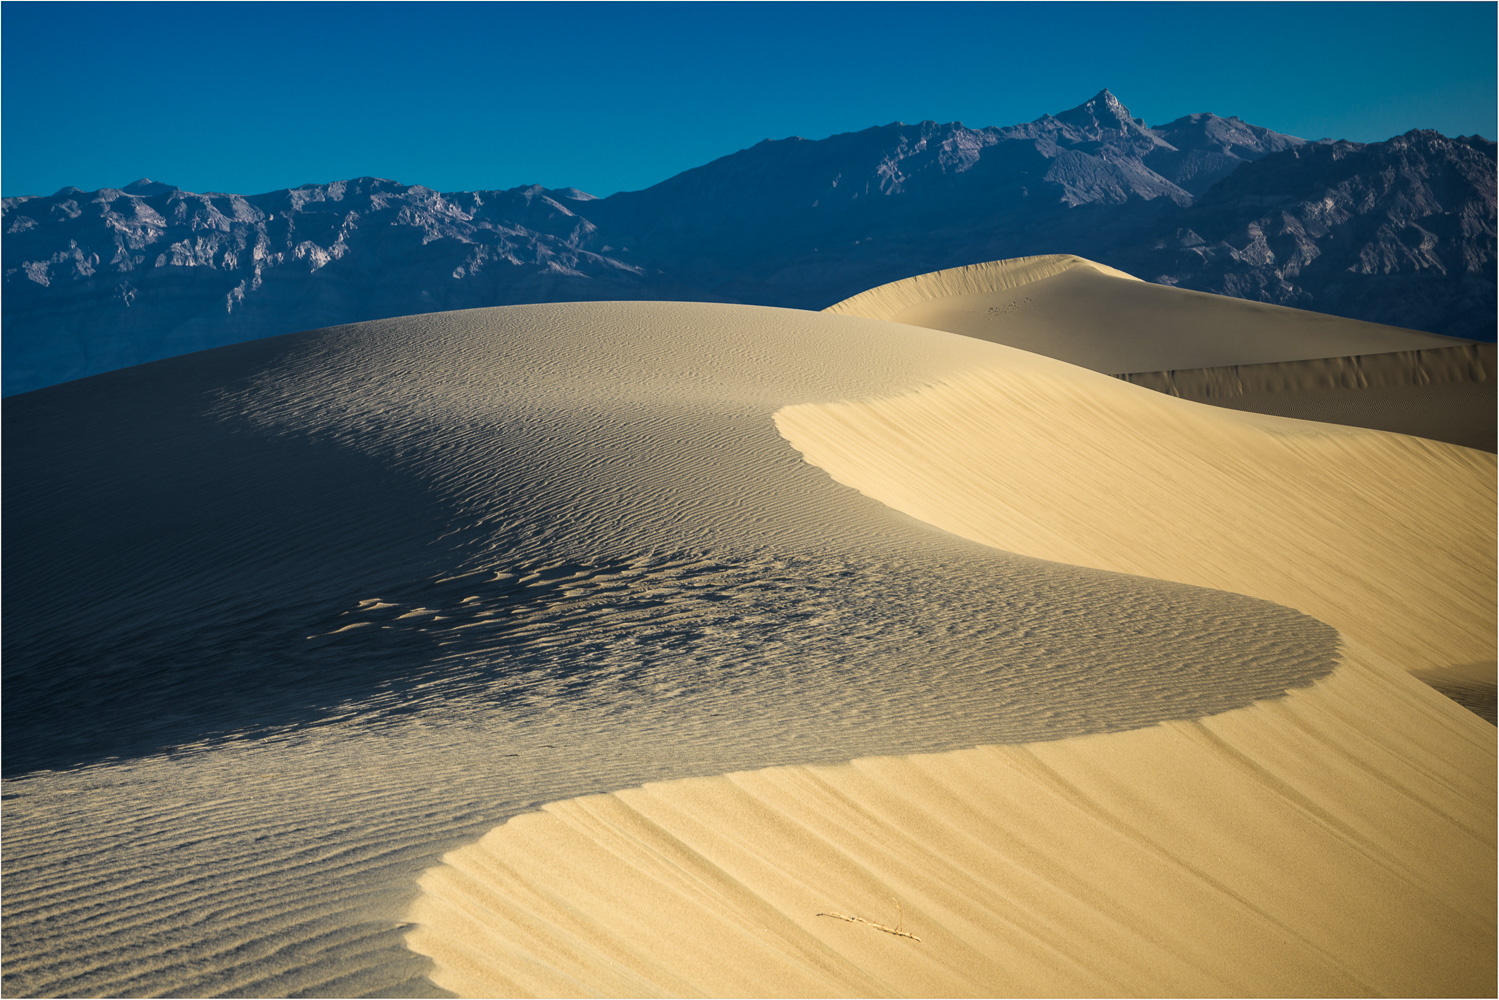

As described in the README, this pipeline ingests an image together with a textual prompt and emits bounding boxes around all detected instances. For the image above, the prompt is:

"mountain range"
[4,90,1493,395]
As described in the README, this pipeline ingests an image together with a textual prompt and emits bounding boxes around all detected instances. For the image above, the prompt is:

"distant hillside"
[3,91,1492,395]
[1119,129,1497,337]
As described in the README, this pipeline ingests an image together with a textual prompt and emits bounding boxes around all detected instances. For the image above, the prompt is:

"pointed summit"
[1093,88,1127,113]
[1054,89,1141,132]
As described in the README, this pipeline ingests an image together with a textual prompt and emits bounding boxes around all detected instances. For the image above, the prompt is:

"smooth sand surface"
[825,255,1464,373]
[775,355,1495,677]
[5,287,1493,996]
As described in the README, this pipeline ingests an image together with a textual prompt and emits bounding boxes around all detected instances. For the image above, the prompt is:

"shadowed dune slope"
[406,313,1494,996]
[4,303,1338,775]
[3,302,1357,997]
[825,255,1465,373]
[1117,342,1497,451]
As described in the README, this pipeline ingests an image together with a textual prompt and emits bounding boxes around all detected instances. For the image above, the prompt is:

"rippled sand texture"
[409,645,1493,997]
[406,308,1494,996]
[776,356,1495,677]
[3,302,1352,997]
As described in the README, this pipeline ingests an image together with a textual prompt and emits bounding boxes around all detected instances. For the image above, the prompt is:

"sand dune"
[403,303,1493,997]
[2,301,1346,997]
[1117,342,1497,451]
[826,255,1494,450]
[775,353,1495,677]
[409,640,1492,998]
[825,255,1464,372]
[4,281,1493,996]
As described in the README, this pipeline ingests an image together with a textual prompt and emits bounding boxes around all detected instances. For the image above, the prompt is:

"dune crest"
[825,254,1140,317]
[825,254,1464,373]
[775,354,1495,676]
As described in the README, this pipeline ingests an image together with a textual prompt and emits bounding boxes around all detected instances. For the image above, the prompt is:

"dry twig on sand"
[816,899,922,942]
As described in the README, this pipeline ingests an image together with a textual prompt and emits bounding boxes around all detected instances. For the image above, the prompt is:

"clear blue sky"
[3,1,1494,198]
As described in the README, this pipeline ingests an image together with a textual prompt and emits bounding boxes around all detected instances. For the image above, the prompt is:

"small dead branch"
[816,899,921,942]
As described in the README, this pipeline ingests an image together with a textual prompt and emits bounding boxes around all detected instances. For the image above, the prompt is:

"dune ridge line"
[404,640,1494,998]
[774,358,1495,676]
[826,253,1468,374]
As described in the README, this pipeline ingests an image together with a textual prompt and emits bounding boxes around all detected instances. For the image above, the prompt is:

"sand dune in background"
[825,255,1463,373]
[1118,342,1496,451]
[4,301,1357,997]
[5,281,1493,997]
[826,255,1494,450]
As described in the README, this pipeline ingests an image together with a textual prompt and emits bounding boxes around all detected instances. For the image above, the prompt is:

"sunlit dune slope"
[776,353,1495,677]
[825,254,1464,372]
[3,302,1364,998]
[409,639,1494,998]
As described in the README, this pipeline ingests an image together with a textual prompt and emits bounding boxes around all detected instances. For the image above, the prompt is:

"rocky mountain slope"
[4,91,1492,395]
[582,90,1304,306]
[1,178,682,395]
[1121,129,1497,337]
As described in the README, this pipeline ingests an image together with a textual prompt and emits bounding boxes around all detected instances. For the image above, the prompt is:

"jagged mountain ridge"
[4,90,1492,395]
[1,177,691,395]
[1120,129,1498,336]
[576,90,1313,307]
[1146,111,1310,195]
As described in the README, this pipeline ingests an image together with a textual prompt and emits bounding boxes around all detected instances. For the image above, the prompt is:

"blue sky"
[3,1,1495,198]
